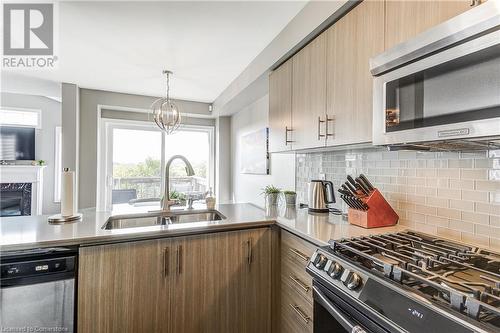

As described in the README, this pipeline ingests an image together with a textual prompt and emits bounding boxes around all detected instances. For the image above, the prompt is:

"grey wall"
[61,83,79,207]
[230,95,295,208]
[216,116,231,203]
[78,88,212,209]
[1,92,62,214]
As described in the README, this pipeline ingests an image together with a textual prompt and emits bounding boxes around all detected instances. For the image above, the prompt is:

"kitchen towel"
[61,168,76,217]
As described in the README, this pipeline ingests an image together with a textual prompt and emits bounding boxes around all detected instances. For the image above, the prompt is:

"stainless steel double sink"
[102,209,226,230]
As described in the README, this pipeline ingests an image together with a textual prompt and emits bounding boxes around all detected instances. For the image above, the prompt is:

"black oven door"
[313,280,405,333]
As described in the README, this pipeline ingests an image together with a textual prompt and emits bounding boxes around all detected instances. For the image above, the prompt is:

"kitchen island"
[0,203,407,251]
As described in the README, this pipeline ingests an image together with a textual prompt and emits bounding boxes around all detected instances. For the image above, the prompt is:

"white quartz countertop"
[0,203,408,251]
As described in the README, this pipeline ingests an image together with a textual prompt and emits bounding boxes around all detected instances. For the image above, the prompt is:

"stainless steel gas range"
[307,231,500,333]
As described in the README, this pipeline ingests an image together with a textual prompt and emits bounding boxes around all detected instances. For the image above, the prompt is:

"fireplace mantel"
[0,165,45,215]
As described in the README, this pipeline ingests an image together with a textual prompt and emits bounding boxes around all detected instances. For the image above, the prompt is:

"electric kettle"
[308,180,335,212]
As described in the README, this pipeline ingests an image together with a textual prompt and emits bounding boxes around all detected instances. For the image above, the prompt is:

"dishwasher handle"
[313,285,367,333]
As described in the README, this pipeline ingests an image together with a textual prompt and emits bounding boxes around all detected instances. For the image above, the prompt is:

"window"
[112,127,162,205]
[0,108,41,128]
[98,119,214,212]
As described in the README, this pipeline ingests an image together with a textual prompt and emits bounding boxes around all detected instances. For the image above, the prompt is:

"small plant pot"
[265,193,279,206]
[284,193,296,206]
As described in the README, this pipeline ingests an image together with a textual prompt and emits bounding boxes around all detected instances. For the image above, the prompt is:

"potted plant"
[169,190,187,206]
[262,185,281,206]
[283,190,296,206]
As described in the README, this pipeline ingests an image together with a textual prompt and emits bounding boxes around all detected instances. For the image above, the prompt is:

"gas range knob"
[314,254,328,269]
[328,262,343,279]
[345,272,362,290]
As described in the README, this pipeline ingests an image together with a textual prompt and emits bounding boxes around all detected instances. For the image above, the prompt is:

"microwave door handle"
[313,286,367,333]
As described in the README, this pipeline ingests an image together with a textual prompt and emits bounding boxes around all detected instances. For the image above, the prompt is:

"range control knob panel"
[310,250,365,295]
[314,254,328,269]
[324,260,343,279]
[340,270,362,290]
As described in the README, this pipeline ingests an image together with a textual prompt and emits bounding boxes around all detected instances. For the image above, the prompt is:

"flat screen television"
[0,126,35,160]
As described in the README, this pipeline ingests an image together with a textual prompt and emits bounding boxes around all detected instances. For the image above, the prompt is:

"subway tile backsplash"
[296,148,500,250]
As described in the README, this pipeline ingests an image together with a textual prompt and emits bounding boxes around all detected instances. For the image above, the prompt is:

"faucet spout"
[162,155,195,211]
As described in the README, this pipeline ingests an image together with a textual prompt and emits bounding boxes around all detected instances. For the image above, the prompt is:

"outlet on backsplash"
[296,148,500,250]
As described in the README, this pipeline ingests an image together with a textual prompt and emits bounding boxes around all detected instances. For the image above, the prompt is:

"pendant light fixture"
[151,70,181,134]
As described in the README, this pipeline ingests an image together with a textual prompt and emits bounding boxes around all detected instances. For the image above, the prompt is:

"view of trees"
[113,156,207,179]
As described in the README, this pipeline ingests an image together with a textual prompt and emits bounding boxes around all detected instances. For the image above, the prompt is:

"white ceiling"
[15,1,306,103]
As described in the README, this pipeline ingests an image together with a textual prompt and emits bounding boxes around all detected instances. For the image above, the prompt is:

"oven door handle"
[313,286,367,333]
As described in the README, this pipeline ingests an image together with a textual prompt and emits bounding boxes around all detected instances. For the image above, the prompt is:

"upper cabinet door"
[385,0,475,50]
[326,0,384,145]
[269,60,293,153]
[292,34,327,150]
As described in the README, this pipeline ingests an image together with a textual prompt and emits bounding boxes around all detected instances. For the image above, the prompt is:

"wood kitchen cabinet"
[325,0,384,146]
[280,230,317,333]
[78,228,272,333]
[292,33,327,150]
[385,0,484,50]
[170,227,272,333]
[269,59,293,153]
[78,238,170,333]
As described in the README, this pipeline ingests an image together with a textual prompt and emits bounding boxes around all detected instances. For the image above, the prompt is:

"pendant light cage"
[151,70,181,134]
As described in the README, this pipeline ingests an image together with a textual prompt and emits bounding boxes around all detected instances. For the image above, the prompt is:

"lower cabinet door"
[169,228,272,333]
[78,239,171,333]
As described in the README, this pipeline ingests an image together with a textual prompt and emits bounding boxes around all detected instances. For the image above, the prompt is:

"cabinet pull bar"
[176,245,183,275]
[289,304,311,324]
[163,247,169,278]
[285,126,293,145]
[289,247,309,262]
[289,275,311,292]
[247,238,253,266]
[317,117,326,140]
[325,115,335,137]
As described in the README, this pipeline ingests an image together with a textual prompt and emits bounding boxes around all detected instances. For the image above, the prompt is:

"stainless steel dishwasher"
[0,247,77,332]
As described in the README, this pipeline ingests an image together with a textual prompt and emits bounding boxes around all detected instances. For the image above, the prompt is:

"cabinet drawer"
[281,230,316,269]
[281,258,313,304]
[280,279,313,333]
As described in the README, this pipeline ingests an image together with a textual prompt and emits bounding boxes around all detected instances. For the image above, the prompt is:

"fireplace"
[0,165,45,216]
[0,183,32,216]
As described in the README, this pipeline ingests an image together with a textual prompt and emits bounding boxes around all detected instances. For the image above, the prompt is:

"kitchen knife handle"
[344,182,358,196]
[347,175,357,187]
[359,174,375,191]
[355,178,370,196]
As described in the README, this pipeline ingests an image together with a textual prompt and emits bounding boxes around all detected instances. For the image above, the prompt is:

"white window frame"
[0,107,42,128]
[96,117,215,211]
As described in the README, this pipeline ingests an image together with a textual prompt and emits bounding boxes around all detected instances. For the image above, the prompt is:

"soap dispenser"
[206,187,216,210]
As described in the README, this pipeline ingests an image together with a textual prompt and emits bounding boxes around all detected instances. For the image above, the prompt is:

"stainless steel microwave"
[370,1,500,149]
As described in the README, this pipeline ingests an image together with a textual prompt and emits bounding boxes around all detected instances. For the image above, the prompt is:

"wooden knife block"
[348,189,398,229]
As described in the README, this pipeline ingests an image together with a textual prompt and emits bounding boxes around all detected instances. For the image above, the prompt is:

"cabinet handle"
[246,238,253,267]
[289,304,311,324]
[289,247,310,262]
[176,245,183,275]
[317,116,326,140]
[325,115,334,138]
[163,247,169,278]
[289,275,311,292]
[285,126,293,145]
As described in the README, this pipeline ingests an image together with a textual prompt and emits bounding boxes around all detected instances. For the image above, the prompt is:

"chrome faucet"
[162,155,195,211]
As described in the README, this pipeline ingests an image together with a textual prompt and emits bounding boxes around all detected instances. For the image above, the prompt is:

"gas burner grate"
[329,231,500,325]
